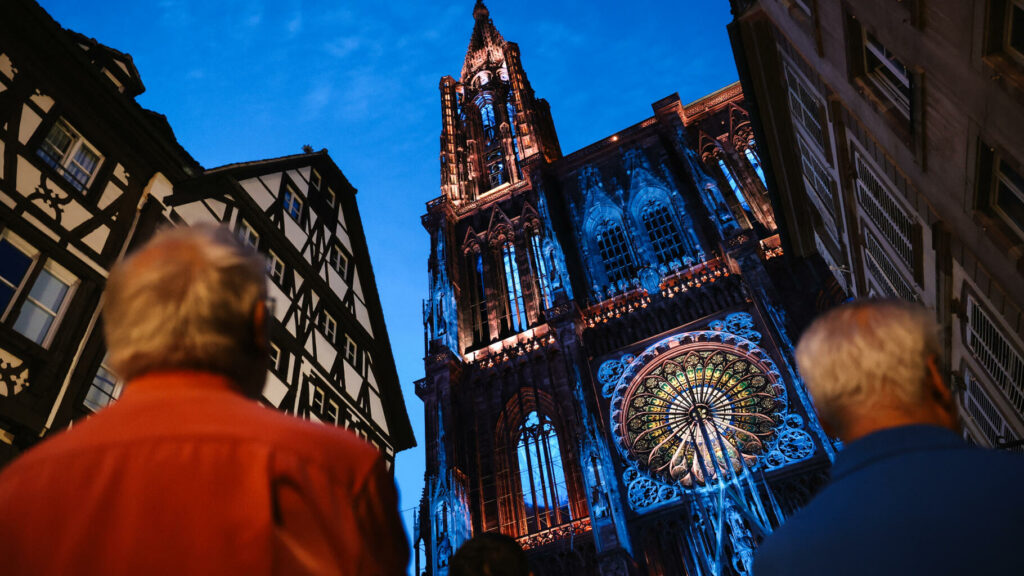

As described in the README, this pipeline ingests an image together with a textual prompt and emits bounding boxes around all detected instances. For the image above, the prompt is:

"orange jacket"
[0,371,409,576]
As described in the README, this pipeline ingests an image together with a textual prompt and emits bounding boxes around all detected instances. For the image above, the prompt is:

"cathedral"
[416,2,837,574]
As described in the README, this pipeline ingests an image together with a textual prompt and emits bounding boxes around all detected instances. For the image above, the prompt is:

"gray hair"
[795,299,941,427]
[103,224,267,386]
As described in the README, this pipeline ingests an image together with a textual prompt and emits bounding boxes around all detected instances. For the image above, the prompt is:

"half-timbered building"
[0,0,413,468]
[161,152,415,465]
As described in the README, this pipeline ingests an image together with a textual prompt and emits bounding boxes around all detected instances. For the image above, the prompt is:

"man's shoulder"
[159,393,381,468]
[239,402,379,461]
[4,389,379,479]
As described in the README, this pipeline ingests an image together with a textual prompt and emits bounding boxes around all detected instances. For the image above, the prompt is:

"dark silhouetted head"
[449,533,531,576]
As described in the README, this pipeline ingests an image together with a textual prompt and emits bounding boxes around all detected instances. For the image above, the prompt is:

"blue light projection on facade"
[530,232,553,310]
[596,222,635,287]
[424,223,459,356]
[718,157,751,211]
[517,411,572,532]
[470,251,488,343]
[502,241,528,331]
[744,142,766,188]
[480,98,497,142]
[641,203,688,266]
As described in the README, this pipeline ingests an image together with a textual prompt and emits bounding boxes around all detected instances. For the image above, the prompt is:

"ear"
[253,299,270,354]
[925,354,958,432]
[926,355,952,406]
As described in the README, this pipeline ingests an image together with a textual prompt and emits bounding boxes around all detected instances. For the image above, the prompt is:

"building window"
[517,411,571,532]
[846,13,916,134]
[238,220,259,250]
[965,295,1024,418]
[994,158,1024,237]
[311,386,325,413]
[269,342,285,375]
[1009,0,1024,61]
[853,151,916,269]
[36,118,103,191]
[530,233,552,311]
[486,149,506,189]
[267,251,286,286]
[784,64,825,148]
[13,261,76,347]
[318,310,337,343]
[326,399,339,424]
[283,183,304,221]
[862,31,912,120]
[310,169,321,192]
[329,243,348,277]
[480,100,497,144]
[744,141,767,187]
[83,356,123,413]
[345,335,358,366]
[963,368,1020,447]
[596,222,635,287]
[797,138,836,216]
[717,158,751,211]
[862,227,918,302]
[0,235,36,316]
[501,241,528,333]
[985,0,1024,67]
[468,252,489,344]
[797,137,838,242]
[979,147,1024,240]
[326,187,337,208]
[641,203,687,266]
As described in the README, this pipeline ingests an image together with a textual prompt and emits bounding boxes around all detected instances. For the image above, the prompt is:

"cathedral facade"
[417,3,834,575]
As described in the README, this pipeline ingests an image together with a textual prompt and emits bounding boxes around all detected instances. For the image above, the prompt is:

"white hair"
[103,224,267,386]
[795,299,941,428]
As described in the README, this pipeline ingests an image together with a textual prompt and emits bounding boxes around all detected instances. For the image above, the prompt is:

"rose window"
[611,332,785,488]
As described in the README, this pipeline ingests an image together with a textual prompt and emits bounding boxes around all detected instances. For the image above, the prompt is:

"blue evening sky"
[36,0,738,544]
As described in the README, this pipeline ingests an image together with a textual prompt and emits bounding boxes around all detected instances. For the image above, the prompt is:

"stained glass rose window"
[611,332,785,488]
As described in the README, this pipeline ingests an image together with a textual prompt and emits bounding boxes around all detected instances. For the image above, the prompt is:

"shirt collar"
[831,424,965,482]
[120,371,247,400]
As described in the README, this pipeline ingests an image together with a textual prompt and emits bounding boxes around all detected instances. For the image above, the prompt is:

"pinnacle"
[473,1,489,21]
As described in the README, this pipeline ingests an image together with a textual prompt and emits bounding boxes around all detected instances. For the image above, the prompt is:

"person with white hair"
[755,299,1024,576]
[0,225,408,575]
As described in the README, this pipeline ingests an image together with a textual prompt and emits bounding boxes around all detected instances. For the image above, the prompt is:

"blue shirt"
[755,425,1024,576]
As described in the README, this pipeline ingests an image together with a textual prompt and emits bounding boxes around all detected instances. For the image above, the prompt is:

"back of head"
[795,299,941,435]
[449,533,530,576]
[103,224,267,392]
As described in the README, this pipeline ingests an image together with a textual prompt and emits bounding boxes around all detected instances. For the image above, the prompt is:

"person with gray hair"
[755,299,1024,576]
[0,225,408,576]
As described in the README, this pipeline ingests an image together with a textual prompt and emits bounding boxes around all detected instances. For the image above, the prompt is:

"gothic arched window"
[502,241,528,332]
[486,149,506,188]
[506,95,522,179]
[717,158,751,211]
[745,140,767,187]
[480,101,497,143]
[517,411,571,532]
[596,222,635,286]
[641,203,687,265]
[468,252,489,344]
[530,232,552,311]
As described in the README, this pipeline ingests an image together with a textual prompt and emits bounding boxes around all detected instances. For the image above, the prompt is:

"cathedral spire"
[473,0,489,21]
[462,0,504,80]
